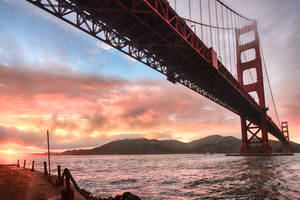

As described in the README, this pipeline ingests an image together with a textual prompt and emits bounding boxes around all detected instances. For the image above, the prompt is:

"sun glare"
[0,149,18,155]
[6,149,16,154]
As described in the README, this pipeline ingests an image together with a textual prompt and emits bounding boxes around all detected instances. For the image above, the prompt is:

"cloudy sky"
[0,0,299,153]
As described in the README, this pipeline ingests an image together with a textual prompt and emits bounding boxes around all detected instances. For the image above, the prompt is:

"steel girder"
[25,0,237,113]
[24,0,289,148]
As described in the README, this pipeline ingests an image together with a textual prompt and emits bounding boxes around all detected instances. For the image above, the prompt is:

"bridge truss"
[25,0,292,154]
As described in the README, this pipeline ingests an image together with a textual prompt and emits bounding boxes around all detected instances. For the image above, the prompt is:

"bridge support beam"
[240,116,272,155]
[261,114,269,149]
[240,116,248,150]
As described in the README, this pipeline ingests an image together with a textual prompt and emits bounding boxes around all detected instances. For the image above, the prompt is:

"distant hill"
[62,135,300,155]
[63,138,193,155]
[190,135,241,153]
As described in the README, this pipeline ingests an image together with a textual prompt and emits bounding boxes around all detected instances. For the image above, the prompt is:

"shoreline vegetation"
[34,135,300,156]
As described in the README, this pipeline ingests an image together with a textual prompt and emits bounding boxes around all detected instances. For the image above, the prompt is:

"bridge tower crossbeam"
[281,121,291,153]
[236,21,272,154]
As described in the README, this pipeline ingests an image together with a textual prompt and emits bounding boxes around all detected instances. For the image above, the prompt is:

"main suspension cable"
[183,18,234,30]
[216,0,254,22]
[181,0,255,81]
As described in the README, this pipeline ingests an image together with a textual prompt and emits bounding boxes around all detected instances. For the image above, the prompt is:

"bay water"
[1,154,299,199]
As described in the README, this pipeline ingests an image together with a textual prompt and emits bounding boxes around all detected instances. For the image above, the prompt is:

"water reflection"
[238,156,282,199]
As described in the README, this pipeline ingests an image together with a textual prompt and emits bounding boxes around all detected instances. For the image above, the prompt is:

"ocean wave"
[110,178,138,185]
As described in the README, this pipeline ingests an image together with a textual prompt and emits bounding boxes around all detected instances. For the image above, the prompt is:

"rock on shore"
[97,192,141,200]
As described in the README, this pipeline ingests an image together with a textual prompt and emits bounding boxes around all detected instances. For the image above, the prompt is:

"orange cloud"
[0,63,298,151]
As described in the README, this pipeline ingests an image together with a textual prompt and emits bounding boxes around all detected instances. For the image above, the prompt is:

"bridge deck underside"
[69,0,287,145]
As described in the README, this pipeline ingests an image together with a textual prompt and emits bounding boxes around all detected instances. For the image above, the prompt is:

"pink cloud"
[0,61,298,149]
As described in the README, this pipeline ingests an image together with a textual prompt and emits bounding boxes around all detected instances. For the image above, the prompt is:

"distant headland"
[40,135,300,155]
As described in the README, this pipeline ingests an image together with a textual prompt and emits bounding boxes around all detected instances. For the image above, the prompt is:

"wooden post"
[44,161,48,175]
[58,165,61,181]
[23,160,26,169]
[66,172,71,192]
[61,170,74,200]
[47,130,51,175]
[17,160,19,167]
[31,161,35,172]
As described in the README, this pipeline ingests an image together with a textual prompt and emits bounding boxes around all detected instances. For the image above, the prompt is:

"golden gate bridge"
[25,0,292,155]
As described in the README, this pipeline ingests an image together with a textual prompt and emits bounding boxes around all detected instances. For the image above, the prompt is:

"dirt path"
[0,166,84,200]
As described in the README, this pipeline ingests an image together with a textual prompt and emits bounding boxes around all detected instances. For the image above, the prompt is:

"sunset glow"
[1,149,15,154]
[0,142,44,156]
[0,0,299,153]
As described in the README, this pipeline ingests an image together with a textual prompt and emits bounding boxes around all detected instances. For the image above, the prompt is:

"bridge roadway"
[25,0,288,146]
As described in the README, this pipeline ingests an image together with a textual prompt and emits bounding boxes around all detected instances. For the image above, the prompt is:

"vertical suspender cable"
[234,13,238,78]
[199,0,203,40]
[174,0,176,11]
[188,0,191,24]
[214,1,218,53]
[238,15,245,83]
[241,19,249,83]
[243,19,248,84]
[205,2,209,46]
[215,0,220,55]
[221,5,226,66]
[226,8,232,73]
[240,17,247,84]
[231,11,236,77]
[208,0,213,47]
